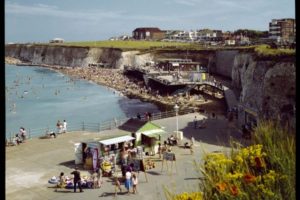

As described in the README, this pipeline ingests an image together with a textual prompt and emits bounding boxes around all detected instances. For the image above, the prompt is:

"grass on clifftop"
[62,40,192,50]
[254,45,295,58]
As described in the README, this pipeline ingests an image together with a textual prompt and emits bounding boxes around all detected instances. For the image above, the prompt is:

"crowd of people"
[58,66,210,109]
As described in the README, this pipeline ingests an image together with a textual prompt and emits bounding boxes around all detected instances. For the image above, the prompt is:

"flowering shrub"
[167,121,295,200]
[172,192,203,200]
[199,121,295,200]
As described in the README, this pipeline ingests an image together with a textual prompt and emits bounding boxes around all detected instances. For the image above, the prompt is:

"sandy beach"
[5,57,227,114]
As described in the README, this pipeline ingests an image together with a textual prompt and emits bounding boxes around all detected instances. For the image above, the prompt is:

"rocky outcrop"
[232,53,295,128]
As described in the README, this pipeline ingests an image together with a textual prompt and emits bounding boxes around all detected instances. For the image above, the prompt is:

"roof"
[133,27,162,32]
[118,118,162,133]
[141,129,166,139]
[139,129,166,135]
[99,135,135,146]
[52,38,64,41]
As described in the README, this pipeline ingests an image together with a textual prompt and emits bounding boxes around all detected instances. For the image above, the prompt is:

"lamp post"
[174,104,179,134]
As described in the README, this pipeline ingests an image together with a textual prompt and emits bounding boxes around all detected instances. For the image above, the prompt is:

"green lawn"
[61,40,193,50]
[254,44,295,57]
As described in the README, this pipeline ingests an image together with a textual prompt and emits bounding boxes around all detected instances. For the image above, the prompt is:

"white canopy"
[137,129,166,135]
[99,135,135,146]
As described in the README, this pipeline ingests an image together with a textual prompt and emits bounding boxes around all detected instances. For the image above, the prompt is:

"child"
[114,176,122,196]
[132,173,138,194]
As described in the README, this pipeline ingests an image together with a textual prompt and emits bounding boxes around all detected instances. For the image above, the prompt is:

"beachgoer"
[148,112,152,121]
[193,116,197,129]
[136,113,141,120]
[56,172,66,190]
[19,127,27,142]
[158,142,162,159]
[191,136,195,146]
[63,120,67,133]
[12,134,21,145]
[114,176,122,196]
[190,143,194,155]
[56,120,62,134]
[125,170,132,194]
[71,167,83,193]
[132,172,138,194]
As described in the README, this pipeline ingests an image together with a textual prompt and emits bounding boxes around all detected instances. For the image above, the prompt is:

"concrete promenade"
[6,113,243,200]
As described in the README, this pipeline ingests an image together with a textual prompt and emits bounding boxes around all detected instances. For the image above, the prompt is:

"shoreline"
[5,57,226,114]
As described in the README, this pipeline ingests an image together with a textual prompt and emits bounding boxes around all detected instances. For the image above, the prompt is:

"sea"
[5,64,161,139]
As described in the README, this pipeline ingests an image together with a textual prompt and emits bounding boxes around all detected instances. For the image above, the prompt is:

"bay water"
[5,64,160,138]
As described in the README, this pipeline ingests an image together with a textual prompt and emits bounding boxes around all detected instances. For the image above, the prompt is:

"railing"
[6,107,196,143]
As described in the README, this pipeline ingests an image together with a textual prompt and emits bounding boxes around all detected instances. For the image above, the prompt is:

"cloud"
[5,2,125,21]
[173,0,200,6]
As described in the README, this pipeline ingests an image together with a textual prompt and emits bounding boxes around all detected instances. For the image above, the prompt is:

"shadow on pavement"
[146,171,162,176]
[58,160,76,169]
[99,191,128,197]
[180,118,242,147]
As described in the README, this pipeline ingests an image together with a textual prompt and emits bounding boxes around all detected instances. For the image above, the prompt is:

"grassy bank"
[62,40,192,50]
[254,45,295,60]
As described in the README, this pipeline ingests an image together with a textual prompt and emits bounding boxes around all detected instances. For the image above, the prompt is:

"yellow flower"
[174,192,203,200]
[215,182,227,192]
[225,172,243,180]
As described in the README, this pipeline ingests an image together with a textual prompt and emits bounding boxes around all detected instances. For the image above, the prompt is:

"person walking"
[114,176,122,196]
[63,120,67,133]
[71,167,83,193]
[132,172,138,194]
[193,116,197,129]
[124,169,132,194]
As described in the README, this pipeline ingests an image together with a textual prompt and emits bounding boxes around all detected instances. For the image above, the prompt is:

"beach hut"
[118,118,166,155]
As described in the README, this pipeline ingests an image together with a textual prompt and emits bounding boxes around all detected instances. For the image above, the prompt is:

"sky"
[5,0,295,43]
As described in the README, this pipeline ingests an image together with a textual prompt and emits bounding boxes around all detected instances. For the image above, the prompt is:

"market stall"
[74,135,135,174]
[118,118,166,156]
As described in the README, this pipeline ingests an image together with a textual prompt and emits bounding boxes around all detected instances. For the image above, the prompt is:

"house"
[225,39,236,46]
[49,38,64,43]
[118,118,166,154]
[269,18,295,43]
[132,27,166,40]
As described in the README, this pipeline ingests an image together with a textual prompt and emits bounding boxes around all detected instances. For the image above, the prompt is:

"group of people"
[166,135,178,146]
[12,127,27,145]
[56,120,67,134]
[116,166,138,196]
[193,116,207,129]
[56,167,103,193]
[136,112,152,121]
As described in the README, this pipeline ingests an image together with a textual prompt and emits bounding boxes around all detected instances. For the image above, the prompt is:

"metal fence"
[6,107,196,143]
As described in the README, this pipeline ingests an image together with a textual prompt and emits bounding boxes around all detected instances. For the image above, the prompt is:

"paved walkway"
[6,113,244,200]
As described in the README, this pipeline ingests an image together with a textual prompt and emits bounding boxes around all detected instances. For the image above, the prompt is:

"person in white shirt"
[125,170,132,194]
[63,120,67,133]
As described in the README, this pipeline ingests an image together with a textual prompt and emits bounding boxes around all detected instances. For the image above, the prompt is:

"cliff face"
[232,53,295,128]
[5,44,295,127]
[5,44,151,68]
